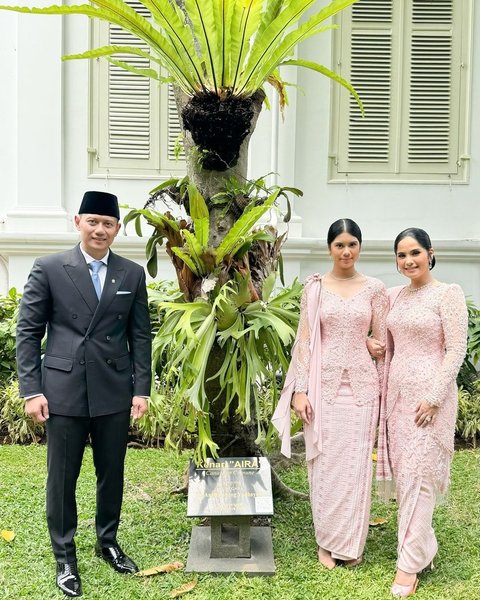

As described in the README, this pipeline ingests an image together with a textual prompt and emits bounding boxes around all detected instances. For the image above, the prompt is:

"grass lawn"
[0,446,479,600]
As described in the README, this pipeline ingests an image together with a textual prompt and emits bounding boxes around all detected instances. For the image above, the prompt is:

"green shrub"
[457,381,480,448]
[457,298,480,391]
[130,378,194,448]
[0,287,21,384]
[0,379,44,443]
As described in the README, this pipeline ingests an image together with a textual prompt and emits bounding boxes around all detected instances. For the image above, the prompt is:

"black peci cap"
[78,191,120,220]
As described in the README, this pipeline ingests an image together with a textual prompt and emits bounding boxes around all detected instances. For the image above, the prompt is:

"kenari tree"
[1,0,362,465]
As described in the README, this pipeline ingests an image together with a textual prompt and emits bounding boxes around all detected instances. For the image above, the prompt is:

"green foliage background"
[1,288,480,448]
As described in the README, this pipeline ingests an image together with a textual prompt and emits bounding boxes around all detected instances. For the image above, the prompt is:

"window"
[89,0,185,177]
[329,0,472,183]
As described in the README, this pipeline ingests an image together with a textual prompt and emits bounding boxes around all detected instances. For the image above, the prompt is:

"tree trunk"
[172,87,268,457]
[174,88,265,247]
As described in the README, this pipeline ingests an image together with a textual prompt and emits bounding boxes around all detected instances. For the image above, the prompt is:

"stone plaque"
[187,457,273,517]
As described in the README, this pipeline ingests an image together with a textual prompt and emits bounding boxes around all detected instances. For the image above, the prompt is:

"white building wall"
[0,6,478,303]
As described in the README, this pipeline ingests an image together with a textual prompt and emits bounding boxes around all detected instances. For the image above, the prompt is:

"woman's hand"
[292,392,313,425]
[415,401,439,427]
[367,337,386,359]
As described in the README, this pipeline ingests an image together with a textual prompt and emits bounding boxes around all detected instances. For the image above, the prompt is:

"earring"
[428,256,433,270]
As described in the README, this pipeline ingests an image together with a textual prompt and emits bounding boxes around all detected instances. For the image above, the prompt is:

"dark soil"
[181,92,254,171]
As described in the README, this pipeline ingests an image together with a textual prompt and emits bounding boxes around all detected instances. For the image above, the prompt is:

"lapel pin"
[112,279,116,283]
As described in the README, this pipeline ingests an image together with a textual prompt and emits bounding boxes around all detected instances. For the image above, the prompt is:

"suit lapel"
[86,251,126,335]
[63,245,99,313]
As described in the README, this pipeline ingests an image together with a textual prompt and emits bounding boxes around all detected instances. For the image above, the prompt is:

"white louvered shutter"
[89,0,185,177]
[330,0,471,183]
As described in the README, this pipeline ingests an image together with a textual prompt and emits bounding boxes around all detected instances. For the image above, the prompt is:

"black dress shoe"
[95,542,139,574]
[56,562,82,597]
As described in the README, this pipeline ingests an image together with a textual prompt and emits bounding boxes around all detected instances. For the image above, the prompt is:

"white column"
[4,8,69,233]
[0,11,18,228]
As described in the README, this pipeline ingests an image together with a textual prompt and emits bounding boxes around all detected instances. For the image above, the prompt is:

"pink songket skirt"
[307,378,378,561]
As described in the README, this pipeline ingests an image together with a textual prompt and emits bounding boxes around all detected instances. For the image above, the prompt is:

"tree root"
[271,466,309,500]
[170,485,188,496]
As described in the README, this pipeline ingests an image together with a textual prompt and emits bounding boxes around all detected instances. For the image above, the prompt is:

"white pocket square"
[116,290,132,295]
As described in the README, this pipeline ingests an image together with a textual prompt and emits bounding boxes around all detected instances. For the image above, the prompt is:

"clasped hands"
[292,338,438,428]
[291,338,387,425]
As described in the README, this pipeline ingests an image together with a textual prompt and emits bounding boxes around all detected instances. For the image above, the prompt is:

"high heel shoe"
[390,578,418,598]
[317,547,336,570]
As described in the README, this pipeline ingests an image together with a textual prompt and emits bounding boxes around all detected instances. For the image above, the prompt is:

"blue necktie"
[89,260,103,299]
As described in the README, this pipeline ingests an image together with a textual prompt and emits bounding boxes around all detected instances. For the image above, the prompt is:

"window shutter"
[329,0,471,183]
[89,1,185,177]
[334,0,397,174]
[159,83,185,170]
[401,0,459,174]
[107,22,153,161]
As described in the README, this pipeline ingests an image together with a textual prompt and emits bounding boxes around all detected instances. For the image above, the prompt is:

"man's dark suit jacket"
[16,244,152,417]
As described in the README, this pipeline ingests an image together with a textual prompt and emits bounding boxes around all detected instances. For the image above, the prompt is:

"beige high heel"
[391,578,418,597]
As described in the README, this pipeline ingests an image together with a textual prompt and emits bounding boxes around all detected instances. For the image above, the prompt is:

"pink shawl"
[271,275,323,461]
[376,285,404,496]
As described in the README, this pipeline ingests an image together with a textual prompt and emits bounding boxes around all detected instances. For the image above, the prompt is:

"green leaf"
[146,246,158,278]
[134,215,143,237]
[212,0,234,88]
[185,0,220,93]
[237,0,356,95]
[262,272,277,302]
[63,44,162,66]
[281,59,364,113]
[230,0,263,91]
[188,184,209,220]
[123,209,141,229]
[256,0,286,40]
[215,189,280,264]
[170,247,199,276]
[149,178,180,196]
[182,230,207,276]
[114,0,206,93]
[106,57,160,80]
[0,1,199,94]
[187,184,210,247]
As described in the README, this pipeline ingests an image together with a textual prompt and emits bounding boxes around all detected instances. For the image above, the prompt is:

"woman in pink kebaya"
[377,228,468,597]
[273,218,388,569]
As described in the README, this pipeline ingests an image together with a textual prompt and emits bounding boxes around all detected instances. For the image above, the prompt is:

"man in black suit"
[16,191,152,597]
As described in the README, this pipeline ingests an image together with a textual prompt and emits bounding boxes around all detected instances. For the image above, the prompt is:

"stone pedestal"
[210,516,251,558]
[186,525,275,576]
[186,457,275,576]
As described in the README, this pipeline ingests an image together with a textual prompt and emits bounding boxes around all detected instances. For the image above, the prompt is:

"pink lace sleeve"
[425,284,468,407]
[294,287,311,392]
[370,281,389,388]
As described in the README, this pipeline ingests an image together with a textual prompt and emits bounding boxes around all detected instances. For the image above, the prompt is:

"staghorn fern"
[0,0,363,109]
